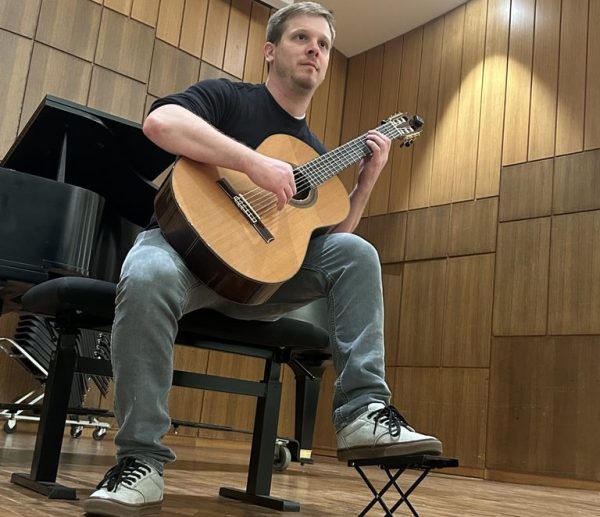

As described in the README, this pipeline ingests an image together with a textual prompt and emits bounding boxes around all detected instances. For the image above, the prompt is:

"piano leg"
[11,328,78,499]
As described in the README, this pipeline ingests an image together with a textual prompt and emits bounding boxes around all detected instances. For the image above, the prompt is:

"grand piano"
[0,95,175,314]
[0,95,176,435]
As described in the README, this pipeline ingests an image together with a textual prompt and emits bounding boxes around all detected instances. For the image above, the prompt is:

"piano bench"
[11,276,331,512]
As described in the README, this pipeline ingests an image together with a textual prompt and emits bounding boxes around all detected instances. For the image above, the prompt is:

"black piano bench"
[11,276,331,512]
[348,454,459,516]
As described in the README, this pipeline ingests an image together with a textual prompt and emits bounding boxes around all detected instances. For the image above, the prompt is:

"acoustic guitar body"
[155,134,350,304]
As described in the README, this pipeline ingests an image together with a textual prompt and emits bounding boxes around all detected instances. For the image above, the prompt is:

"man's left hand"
[356,130,392,193]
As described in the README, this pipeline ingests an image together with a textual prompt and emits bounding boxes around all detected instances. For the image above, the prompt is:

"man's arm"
[330,130,392,234]
[143,104,296,210]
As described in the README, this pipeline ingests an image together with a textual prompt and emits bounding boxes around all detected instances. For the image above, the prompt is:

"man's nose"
[307,39,320,56]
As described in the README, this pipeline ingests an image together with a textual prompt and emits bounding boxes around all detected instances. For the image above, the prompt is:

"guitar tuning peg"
[411,115,424,129]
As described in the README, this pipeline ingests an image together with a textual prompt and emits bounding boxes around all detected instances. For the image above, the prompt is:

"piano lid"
[1,96,175,227]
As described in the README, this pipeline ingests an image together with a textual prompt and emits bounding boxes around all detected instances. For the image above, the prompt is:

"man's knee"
[330,232,381,266]
[118,249,184,301]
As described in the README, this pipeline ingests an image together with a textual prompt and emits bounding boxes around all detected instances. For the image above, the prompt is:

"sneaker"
[82,457,164,516]
[337,403,443,461]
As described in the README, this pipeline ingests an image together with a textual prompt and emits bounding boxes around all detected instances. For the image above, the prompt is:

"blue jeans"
[111,228,391,471]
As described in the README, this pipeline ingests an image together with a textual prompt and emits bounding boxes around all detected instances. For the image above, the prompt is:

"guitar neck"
[296,114,419,188]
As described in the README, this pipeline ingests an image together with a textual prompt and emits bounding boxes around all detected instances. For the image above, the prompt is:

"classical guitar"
[155,113,424,304]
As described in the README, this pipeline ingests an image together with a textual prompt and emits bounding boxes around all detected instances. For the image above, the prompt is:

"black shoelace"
[97,457,153,492]
[367,405,413,437]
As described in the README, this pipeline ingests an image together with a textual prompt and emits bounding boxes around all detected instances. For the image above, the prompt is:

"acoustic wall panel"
[549,211,600,335]
[555,0,588,156]
[488,336,600,481]
[499,159,553,221]
[389,27,422,214]
[369,36,403,216]
[442,254,494,367]
[410,17,444,209]
[36,0,101,61]
[148,40,201,99]
[527,0,560,161]
[452,0,486,202]
[493,218,550,336]
[398,259,447,366]
[180,0,209,58]
[553,149,600,215]
[223,0,251,79]
[501,0,534,167]
[430,5,465,206]
[0,0,40,37]
[0,30,32,157]
[96,8,154,82]
[448,197,497,256]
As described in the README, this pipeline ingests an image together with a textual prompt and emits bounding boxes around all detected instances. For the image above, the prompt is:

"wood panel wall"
[340,0,600,487]
[0,0,347,444]
[2,0,600,490]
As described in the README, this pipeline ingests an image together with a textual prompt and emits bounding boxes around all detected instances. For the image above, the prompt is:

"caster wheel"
[92,427,107,441]
[3,419,17,434]
[273,443,292,472]
[70,424,83,439]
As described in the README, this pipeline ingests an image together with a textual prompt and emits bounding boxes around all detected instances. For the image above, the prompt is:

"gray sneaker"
[83,457,164,516]
[337,403,443,461]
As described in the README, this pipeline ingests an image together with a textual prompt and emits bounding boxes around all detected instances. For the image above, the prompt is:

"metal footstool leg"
[348,454,459,516]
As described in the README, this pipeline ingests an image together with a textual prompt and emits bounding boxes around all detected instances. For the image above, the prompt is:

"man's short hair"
[266,2,336,44]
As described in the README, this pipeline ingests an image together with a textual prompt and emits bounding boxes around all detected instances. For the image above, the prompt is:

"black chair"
[10,276,331,512]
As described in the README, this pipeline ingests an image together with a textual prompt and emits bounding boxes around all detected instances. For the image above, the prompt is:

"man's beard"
[292,73,317,92]
[274,62,318,92]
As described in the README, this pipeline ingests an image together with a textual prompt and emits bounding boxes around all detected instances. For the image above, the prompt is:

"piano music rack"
[0,313,111,440]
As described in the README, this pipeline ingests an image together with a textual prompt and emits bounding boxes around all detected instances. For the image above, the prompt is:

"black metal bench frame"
[348,455,459,516]
[9,277,331,512]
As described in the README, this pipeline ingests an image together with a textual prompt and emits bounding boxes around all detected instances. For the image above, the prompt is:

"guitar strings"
[244,124,404,216]
[243,121,404,208]
[241,121,408,216]
[243,136,372,214]
[244,138,368,205]
[248,124,406,215]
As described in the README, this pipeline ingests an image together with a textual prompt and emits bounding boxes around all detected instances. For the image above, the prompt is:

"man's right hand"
[144,106,297,211]
[246,155,297,210]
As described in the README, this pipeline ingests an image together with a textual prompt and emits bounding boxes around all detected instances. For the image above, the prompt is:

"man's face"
[265,14,332,92]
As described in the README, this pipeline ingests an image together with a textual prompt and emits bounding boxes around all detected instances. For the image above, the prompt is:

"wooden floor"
[0,431,598,516]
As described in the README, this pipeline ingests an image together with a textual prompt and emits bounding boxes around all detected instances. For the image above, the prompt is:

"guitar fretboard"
[295,114,418,190]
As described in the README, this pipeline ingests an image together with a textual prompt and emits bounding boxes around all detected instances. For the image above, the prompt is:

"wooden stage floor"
[0,431,598,516]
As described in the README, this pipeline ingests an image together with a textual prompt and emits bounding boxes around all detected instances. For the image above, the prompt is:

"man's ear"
[264,41,275,64]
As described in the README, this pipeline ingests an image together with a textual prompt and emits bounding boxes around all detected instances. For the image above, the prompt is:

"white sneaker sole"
[83,497,163,516]
[337,438,443,461]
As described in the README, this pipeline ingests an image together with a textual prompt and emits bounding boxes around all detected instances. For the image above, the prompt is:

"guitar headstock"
[382,112,425,147]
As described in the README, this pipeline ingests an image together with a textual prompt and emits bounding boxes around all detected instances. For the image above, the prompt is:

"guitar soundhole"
[291,170,317,207]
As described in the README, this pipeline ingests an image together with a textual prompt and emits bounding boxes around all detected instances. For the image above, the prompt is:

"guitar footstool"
[348,454,459,516]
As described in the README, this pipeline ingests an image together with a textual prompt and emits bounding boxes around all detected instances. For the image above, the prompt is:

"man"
[83,2,442,516]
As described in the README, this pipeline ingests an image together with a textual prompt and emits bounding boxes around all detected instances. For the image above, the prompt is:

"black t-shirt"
[147,79,327,228]
[151,79,326,153]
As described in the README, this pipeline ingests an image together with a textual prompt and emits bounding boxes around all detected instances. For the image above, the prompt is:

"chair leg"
[219,358,300,511]
[11,328,78,499]
[294,367,323,463]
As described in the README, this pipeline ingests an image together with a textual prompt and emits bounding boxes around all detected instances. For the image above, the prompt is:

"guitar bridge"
[217,178,274,243]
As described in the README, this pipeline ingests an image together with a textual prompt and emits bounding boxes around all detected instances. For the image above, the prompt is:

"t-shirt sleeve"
[148,78,238,129]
